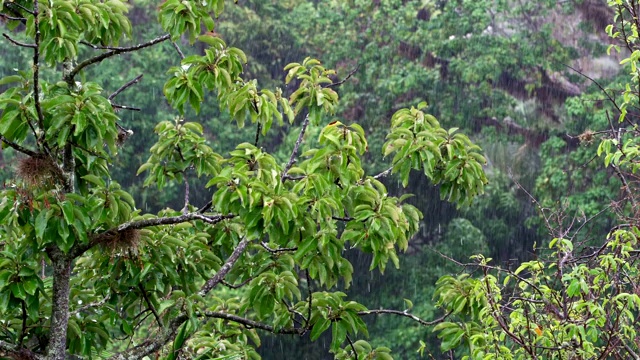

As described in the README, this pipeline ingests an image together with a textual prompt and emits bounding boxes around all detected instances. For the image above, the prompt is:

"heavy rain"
[0,1,637,359]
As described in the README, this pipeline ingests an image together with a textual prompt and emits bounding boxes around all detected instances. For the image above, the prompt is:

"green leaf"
[0,75,22,86]
[294,237,318,261]
[310,317,331,341]
[331,320,348,352]
[35,209,53,240]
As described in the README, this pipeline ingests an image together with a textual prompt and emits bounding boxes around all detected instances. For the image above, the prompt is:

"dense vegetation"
[0,0,637,359]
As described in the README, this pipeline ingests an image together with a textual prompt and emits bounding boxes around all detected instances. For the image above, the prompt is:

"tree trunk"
[46,250,72,360]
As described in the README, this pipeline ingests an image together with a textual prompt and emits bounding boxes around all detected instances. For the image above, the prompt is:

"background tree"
[0,1,487,360]
[432,0,640,358]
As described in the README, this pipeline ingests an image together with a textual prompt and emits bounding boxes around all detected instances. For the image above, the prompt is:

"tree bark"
[45,249,72,360]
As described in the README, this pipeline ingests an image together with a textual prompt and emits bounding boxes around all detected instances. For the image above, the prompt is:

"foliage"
[432,1,640,358]
[0,1,487,360]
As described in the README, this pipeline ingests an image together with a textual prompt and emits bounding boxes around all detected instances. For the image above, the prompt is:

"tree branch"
[182,174,190,215]
[202,311,305,334]
[199,237,250,296]
[0,135,39,157]
[108,74,144,101]
[70,213,235,258]
[260,242,297,253]
[138,284,162,328]
[31,3,45,143]
[65,34,171,83]
[2,33,35,48]
[0,13,26,21]
[372,166,393,180]
[6,2,34,15]
[357,309,451,326]
[107,314,189,360]
[326,64,360,88]
[171,41,185,60]
[70,295,110,316]
[107,309,306,360]
[254,122,262,147]
[45,249,72,360]
[0,340,43,360]
[111,104,141,111]
[282,114,310,182]
[345,334,358,360]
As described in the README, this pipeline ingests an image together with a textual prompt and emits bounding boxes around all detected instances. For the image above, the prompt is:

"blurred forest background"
[0,0,624,358]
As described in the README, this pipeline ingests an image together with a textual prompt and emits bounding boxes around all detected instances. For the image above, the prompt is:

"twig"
[111,104,141,111]
[197,200,213,214]
[346,334,358,360]
[282,114,310,182]
[70,140,108,160]
[19,300,27,347]
[221,278,253,289]
[612,163,637,209]
[372,166,393,180]
[357,308,452,326]
[199,237,250,296]
[254,122,262,147]
[202,311,305,335]
[182,174,190,215]
[325,64,360,88]
[138,284,162,328]
[326,64,360,88]
[331,216,354,222]
[109,74,144,101]
[306,270,312,328]
[66,34,171,82]
[0,13,26,21]
[2,33,35,48]
[6,2,34,15]
[171,41,185,60]
[260,242,297,253]
[509,169,557,237]
[281,174,306,181]
[563,63,634,128]
[70,295,110,316]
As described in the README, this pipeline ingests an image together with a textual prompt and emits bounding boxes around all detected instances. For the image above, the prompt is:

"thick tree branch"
[70,213,235,258]
[107,314,189,360]
[0,340,43,360]
[31,3,45,142]
[199,237,250,296]
[282,114,310,182]
[65,34,171,83]
[0,135,39,157]
[108,308,305,360]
